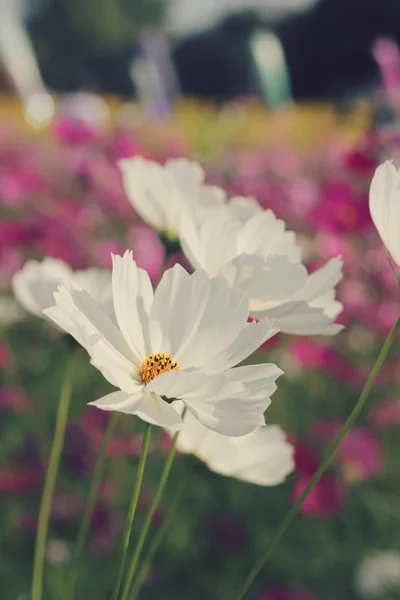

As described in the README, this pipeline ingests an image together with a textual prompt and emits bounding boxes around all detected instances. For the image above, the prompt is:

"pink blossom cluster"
[1,108,400,551]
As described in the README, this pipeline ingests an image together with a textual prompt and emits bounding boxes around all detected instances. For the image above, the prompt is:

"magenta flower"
[0,469,40,495]
[0,388,33,413]
[292,441,345,517]
[288,340,363,388]
[293,471,345,518]
[370,399,400,429]
[52,117,101,145]
[313,421,382,484]
[311,179,371,233]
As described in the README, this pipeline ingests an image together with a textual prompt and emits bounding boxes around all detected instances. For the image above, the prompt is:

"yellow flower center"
[138,353,180,385]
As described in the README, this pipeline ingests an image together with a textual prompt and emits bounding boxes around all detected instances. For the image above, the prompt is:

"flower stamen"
[139,353,180,385]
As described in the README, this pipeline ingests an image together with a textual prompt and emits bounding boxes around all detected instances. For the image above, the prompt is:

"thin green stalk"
[120,430,180,600]
[31,353,77,600]
[232,316,400,600]
[68,412,119,600]
[129,482,185,600]
[111,423,153,600]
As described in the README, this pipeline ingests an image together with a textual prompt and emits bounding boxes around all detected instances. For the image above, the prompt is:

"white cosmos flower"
[228,195,264,221]
[12,258,113,328]
[44,251,282,435]
[355,551,400,597]
[171,409,294,485]
[118,156,224,237]
[180,204,343,336]
[369,160,400,267]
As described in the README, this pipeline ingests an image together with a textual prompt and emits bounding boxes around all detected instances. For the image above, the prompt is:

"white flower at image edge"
[169,409,295,486]
[12,258,113,321]
[44,251,282,436]
[369,160,400,267]
[180,203,344,336]
[118,156,225,236]
[355,551,400,597]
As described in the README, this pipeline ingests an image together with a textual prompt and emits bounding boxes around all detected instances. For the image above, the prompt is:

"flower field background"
[0,98,400,600]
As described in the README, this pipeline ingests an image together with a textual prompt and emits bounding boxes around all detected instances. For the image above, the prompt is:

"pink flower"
[370,399,400,429]
[313,421,382,483]
[0,167,45,208]
[288,339,364,388]
[0,469,40,494]
[128,224,165,283]
[293,471,345,517]
[52,117,100,144]
[283,177,319,217]
[0,388,33,413]
[343,133,377,178]
[293,441,319,473]
[111,133,145,161]
[289,339,330,371]
[292,440,345,517]
[311,179,370,233]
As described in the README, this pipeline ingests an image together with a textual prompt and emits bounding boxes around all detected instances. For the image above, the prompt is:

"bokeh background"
[1,1,400,599]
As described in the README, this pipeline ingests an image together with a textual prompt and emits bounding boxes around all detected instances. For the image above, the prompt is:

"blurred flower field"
[0,98,400,600]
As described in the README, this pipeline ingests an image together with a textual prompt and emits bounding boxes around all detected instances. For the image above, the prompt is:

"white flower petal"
[226,363,283,398]
[149,265,210,358]
[175,417,294,486]
[311,290,343,319]
[355,551,400,597]
[173,274,250,370]
[165,158,204,190]
[73,267,114,318]
[148,369,271,436]
[255,300,344,336]
[369,160,400,266]
[230,425,295,485]
[44,285,103,347]
[180,207,241,276]
[119,157,176,231]
[90,338,141,394]
[90,388,183,428]
[130,391,184,428]
[228,196,263,221]
[237,210,300,262]
[221,254,308,310]
[293,257,343,303]
[68,287,134,360]
[200,319,279,372]
[147,370,258,436]
[12,258,72,316]
[89,390,140,411]
[111,251,152,362]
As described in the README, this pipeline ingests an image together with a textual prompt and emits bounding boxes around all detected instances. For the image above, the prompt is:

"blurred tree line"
[28,0,166,94]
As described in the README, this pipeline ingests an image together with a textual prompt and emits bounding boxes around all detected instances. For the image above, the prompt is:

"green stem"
[120,429,180,600]
[31,353,77,600]
[111,423,153,600]
[128,482,185,600]
[232,316,400,600]
[68,412,119,599]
